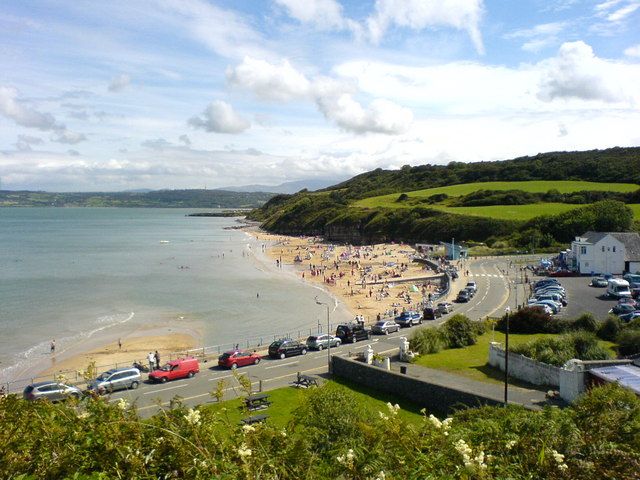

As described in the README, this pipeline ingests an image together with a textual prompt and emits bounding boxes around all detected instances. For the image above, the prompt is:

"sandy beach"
[249,229,463,324]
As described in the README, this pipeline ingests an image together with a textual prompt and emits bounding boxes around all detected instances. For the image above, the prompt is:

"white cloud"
[0,86,61,131]
[625,44,640,57]
[188,100,251,134]
[316,93,413,134]
[537,41,640,103]
[52,129,87,144]
[108,74,131,92]
[275,0,346,30]
[226,57,311,101]
[606,2,640,21]
[179,134,191,145]
[366,0,485,54]
[505,21,568,52]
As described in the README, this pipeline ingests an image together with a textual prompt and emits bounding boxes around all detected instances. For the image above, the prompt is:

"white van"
[607,278,631,299]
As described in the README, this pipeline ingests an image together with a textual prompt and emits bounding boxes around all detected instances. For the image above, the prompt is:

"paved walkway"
[389,360,562,411]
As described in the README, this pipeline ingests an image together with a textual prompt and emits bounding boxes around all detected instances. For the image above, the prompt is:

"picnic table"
[293,373,319,388]
[241,414,268,425]
[244,393,271,411]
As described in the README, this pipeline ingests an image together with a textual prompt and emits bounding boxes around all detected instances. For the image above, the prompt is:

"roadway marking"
[143,383,188,395]
[264,360,299,370]
[207,374,234,382]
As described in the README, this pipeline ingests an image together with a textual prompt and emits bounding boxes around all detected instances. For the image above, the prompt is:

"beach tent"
[409,285,420,293]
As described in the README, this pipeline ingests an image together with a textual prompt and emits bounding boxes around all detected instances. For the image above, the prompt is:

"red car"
[148,357,200,383]
[218,350,261,369]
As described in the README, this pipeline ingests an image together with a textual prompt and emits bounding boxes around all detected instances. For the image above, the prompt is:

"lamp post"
[315,296,331,374]
[504,306,511,406]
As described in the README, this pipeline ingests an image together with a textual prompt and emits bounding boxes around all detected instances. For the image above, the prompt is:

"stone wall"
[332,355,502,415]
[489,342,560,387]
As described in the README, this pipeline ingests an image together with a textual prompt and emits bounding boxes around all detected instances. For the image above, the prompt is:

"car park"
[149,357,200,382]
[218,350,261,369]
[591,276,608,287]
[371,320,400,335]
[306,334,341,349]
[437,302,454,314]
[23,381,82,402]
[87,367,141,394]
[394,311,423,327]
[456,290,470,303]
[423,306,442,320]
[268,339,307,359]
[335,323,372,343]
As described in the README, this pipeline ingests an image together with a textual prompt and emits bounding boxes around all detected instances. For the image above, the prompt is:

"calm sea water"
[0,208,349,383]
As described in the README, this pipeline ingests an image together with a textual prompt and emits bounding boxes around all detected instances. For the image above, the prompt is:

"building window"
[602,246,605,252]
[581,246,587,255]
[613,246,616,252]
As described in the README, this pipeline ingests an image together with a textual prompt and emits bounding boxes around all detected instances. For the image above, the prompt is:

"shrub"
[495,306,556,334]
[441,314,477,348]
[617,330,640,356]
[598,315,622,341]
[410,327,444,354]
[571,313,599,333]
[511,331,611,366]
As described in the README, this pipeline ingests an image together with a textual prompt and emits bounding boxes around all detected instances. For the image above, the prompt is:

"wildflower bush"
[510,331,612,366]
[1,383,639,479]
[410,314,487,354]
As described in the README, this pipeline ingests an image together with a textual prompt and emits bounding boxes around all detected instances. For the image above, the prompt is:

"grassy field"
[412,331,616,386]
[432,203,582,220]
[201,378,425,427]
[355,180,639,209]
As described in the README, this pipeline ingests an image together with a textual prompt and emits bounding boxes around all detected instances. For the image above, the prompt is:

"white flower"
[374,471,386,480]
[280,429,287,437]
[76,411,90,419]
[184,408,201,426]
[505,439,517,449]
[551,449,565,464]
[242,424,256,433]
[337,448,355,467]
[378,411,389,421]
[559,463,568,471]
[116,398,129,410]
[238,443,252,459]
[428,414,442,429]
[386,402,400,416]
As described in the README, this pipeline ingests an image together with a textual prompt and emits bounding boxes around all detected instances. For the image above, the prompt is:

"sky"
[1,0,640,192]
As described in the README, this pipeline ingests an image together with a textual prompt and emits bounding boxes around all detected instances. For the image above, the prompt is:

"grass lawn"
[200,378,425,427]
[412,331,618,387]
[354,180,639,209]
[432,202,581,220]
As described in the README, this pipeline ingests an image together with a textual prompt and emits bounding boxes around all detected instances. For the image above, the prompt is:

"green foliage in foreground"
[410,315,489,354]
[510,331,612,367]
[2,383,640,479]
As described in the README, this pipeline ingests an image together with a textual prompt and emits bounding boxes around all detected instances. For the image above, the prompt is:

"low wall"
[489,342,560,387]
[560,359,632,403]
[332,355,502,415]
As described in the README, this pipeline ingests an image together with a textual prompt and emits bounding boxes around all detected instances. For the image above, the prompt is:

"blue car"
[395,311,422,327]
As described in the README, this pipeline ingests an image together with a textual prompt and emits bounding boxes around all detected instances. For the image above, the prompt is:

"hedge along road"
[95,257,522,416]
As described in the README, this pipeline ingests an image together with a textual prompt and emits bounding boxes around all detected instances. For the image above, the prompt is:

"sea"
[0,208,350,385]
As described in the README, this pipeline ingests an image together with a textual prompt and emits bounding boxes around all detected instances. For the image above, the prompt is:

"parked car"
[534,279,560,289]
[437,302,454,314]
[456,290,470,303]
[371,320,400,335]
[610,303,637,315]
[423,306,442,320]
[463,287,476,298]
[623,273,640,288]
[268,339,307,359]
[306,334,341,350]
[394,311,423,328]
[87,367,141,394]
[218,350,261,369]
[535,293,567,307]
[23,381,82,402]
[548,269,575,277]
[528,303,554,315]
[335,323,372,343]
[591,276,608,287]
[619,311,640,322]
[528,299,561,314]
[465,281,477,293]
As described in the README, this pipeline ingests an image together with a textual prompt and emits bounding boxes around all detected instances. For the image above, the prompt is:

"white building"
[570,231,640,275]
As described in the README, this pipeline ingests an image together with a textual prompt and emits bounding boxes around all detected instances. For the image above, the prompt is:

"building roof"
[580,231,640,262]
[590,365,640,395]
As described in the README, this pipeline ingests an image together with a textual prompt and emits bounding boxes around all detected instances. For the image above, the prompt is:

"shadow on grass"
[471,364,552,391]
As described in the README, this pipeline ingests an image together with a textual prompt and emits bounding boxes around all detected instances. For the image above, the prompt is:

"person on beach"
[154,350,160,368]
[50,339,56,354]
[147,351,156,371]
[118,338,122,350]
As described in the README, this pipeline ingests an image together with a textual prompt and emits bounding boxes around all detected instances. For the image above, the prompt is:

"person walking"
[118,338,122,350]
[154,350,161,369]
[147,351,156,371]
[50,339,56,354]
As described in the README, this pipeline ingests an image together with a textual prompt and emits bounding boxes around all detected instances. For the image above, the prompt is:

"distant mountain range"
[218,178,347,194]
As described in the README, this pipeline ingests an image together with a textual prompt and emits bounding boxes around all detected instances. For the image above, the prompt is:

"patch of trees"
[451,189,634,207]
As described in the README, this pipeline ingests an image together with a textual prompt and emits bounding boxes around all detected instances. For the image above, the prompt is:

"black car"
[423,306,442,320]
[335,323,371,343]
[268,339,307,359]
[456,290,470,302]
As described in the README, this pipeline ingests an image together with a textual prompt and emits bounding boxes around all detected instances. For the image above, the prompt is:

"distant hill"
[248,146,640,248]
[0,189,275,208]
[219,178,347,194]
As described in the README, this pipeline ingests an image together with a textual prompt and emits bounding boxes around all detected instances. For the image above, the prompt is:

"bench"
[241,414,268,425]
[244,393,271,411]
[293,373,319,388]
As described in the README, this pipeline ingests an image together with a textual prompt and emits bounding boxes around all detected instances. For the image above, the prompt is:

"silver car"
[371,320,400,335]
[23,381,82,402]
[306,334,341,350]
[87,367,141,394]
